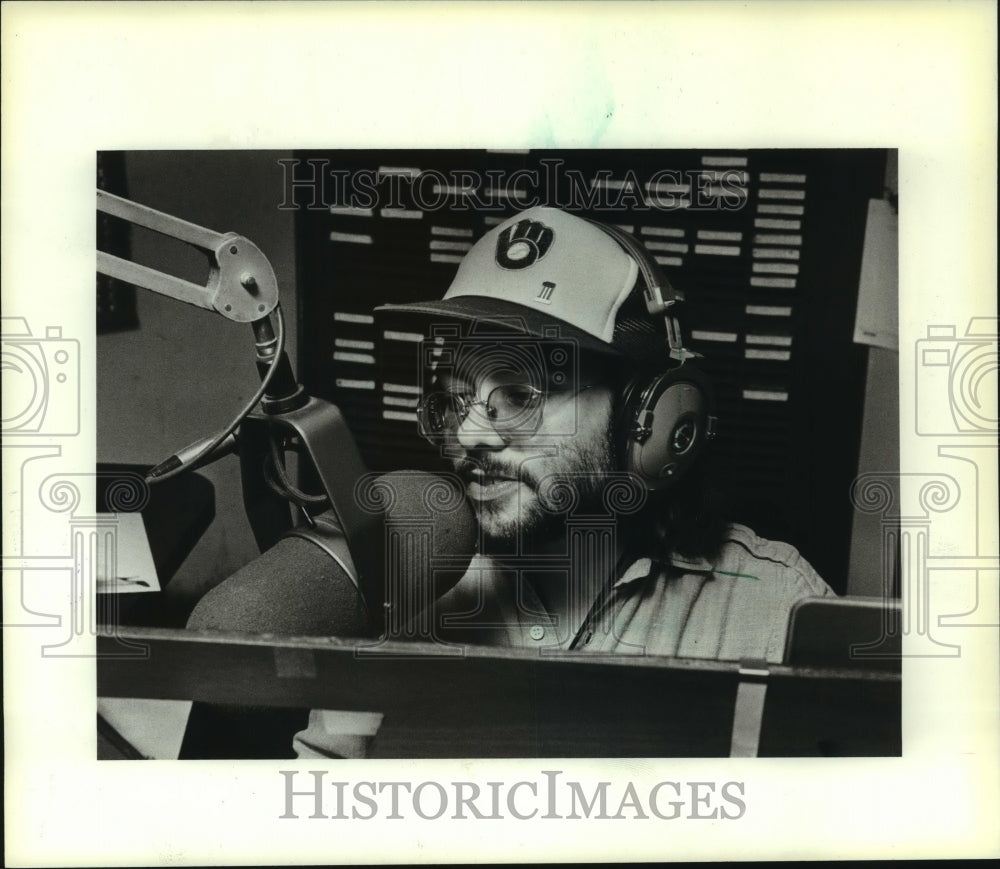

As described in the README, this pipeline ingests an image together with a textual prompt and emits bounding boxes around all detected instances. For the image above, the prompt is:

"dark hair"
[637,455,731,562]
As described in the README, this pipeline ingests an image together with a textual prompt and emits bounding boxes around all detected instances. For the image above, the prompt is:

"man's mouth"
[464,468,522,502]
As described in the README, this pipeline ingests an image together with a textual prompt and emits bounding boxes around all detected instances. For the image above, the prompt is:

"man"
[291,206,833,758]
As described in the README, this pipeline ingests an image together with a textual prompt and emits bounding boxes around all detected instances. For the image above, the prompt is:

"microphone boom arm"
[96,189,379,592]
[97,189,279,323]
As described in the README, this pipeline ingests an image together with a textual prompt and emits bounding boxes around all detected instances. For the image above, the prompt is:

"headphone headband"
[587,218,718,493]
[588,219,701,366]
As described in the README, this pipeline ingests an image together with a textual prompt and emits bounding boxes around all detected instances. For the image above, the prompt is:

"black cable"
[147,304,286,485]
[262,432,329,508]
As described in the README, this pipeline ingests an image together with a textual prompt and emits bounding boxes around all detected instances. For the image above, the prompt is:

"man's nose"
[454,404,506,451]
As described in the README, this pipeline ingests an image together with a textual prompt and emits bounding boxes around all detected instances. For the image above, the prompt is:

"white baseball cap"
[376,206,668,364]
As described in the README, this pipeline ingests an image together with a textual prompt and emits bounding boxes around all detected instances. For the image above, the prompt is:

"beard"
[454,421,617,553]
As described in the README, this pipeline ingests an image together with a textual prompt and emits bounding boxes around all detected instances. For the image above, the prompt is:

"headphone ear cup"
[622,365,715,492]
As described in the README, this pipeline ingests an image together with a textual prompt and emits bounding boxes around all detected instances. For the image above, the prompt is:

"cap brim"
[375,295,623,358]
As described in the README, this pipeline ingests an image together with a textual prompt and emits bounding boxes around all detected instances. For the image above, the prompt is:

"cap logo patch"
[496,218,553,270]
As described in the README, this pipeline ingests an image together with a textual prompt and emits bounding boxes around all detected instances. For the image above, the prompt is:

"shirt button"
[529,625,546,641]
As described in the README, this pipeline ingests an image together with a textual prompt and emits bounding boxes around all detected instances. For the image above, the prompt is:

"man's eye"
[500,385,540,410]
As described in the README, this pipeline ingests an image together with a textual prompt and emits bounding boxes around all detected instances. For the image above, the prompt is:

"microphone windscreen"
[366,470,477,607]
[186,536,371,637]
[186,471,476,640]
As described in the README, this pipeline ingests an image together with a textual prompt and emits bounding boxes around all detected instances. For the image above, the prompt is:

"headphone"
[590,220,718,493]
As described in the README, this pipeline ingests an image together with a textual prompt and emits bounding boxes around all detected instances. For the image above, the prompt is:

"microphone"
[186,470,477,639]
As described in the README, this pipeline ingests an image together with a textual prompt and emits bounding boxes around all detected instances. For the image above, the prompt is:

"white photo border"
[2,1,997,864]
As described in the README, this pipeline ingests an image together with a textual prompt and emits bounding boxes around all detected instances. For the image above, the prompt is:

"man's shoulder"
[615,524,835,662]
[705,522,833,598]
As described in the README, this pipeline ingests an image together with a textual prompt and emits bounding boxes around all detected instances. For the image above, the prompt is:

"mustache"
[453,456,539,488]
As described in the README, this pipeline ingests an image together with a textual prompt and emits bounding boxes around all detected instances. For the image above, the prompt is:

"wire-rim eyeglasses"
[416,382,598,443]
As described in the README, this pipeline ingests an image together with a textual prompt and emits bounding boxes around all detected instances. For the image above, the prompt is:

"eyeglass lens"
[422,384,544,436]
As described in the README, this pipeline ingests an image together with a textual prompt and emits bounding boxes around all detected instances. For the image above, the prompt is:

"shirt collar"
[612,550,713,589]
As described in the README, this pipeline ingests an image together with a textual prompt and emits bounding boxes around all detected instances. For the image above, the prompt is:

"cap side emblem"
[536,281,556,303]
[496,218,554,270]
